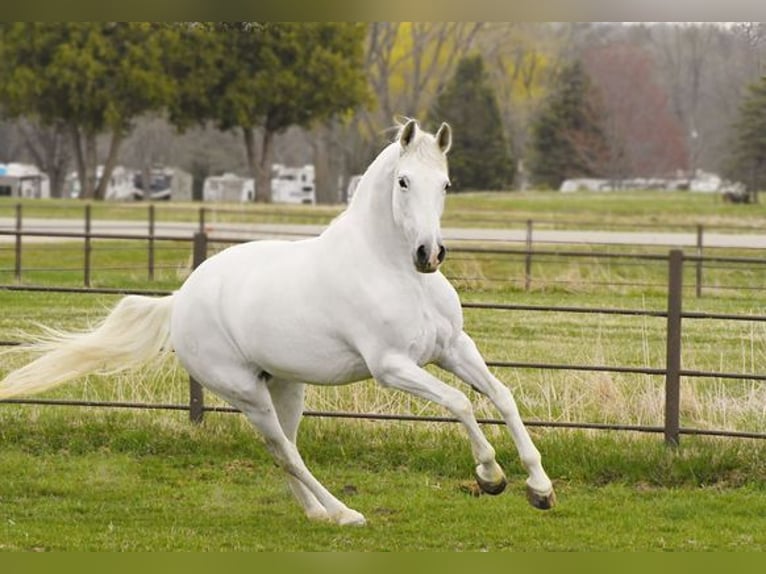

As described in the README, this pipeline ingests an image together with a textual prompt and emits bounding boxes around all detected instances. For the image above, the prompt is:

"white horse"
[0,120,555,525]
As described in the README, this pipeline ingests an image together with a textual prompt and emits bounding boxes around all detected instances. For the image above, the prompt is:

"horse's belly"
[248,336,371,386]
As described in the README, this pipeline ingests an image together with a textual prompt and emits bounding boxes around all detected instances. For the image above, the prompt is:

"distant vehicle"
[65,165,192,201]
[133,166,177,201]
[66,166,137,200]
[0,163,50,199]
[559,170,744,196]
[271,164,316,204]
[203,173,255,202]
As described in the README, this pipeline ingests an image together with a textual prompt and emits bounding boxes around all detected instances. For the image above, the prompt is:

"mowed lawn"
[1,412,766,551]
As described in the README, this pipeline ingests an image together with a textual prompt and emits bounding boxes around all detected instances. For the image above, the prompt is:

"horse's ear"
[436,122,452,154]
[399,119,418,149]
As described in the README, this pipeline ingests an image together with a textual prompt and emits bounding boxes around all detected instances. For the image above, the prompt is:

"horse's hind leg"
[266,379,329,521]
[219,370,365,526]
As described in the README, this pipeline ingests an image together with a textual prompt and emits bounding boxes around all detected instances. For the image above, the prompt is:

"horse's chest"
[404,305,455,365]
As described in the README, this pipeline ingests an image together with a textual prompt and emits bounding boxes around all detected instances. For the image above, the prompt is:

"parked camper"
[134,166,192,201]
[65,165,191,201]
[0,163,50,199]
[271,164,316,204]
[202,165,315,204]
[203,173,255,202]
[106,166,142,200]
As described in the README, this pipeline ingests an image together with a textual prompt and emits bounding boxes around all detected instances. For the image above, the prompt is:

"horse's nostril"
[437,245,446,263]
[416,245,428,265]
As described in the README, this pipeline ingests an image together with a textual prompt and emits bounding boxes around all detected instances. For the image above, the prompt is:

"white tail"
[0,294,175,399]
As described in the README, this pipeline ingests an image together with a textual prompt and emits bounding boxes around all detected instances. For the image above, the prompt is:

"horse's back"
[170,238,371,385]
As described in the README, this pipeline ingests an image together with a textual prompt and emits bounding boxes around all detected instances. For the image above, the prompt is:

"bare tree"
[312,23,483,203]
[735,22,766,77]
[583,42,689,181]
[15,119,72,198]
[363,23,483,130]
[475,23,562,186]
[355,23,483,164]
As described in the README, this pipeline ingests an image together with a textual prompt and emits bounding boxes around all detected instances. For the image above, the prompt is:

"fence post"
[14,203,22,282]
[83,204,92,287]
[188,231,208,424]
[524,219,533,291]
[695,224,703,298]
[147,204,155,281]
[664,249,683,447]
[198,206,206,234]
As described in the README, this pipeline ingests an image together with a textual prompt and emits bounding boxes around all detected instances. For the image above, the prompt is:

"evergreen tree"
[725,75,766,203]
[428,55,513,191]
[528,60,608,190]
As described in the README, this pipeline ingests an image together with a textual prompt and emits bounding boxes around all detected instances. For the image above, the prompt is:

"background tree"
[336,24,482,171]
[583,42,688,182]
[725,75,766,202]
[0,22,175,199]
[0,118,71,198]
[170,22,369,203]
[428,55,513,191]
[15,119,72,198]
[528,60,608,189]
[476,23,560,189]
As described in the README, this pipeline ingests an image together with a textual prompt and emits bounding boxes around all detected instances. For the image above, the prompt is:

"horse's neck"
[347,143,397,220]
[337,144,406,254]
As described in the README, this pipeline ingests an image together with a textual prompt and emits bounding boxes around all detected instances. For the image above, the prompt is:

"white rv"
[203,173,255,202]
[271,164,316,204]
[66,166,139,200]
[0,163,50,199]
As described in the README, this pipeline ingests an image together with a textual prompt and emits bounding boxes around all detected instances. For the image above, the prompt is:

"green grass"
[444,190,766,232]
[1,411,765,551]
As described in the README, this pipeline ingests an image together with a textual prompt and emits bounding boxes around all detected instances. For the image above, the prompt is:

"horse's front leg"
[371,354,507,495]
[438,331,556,510]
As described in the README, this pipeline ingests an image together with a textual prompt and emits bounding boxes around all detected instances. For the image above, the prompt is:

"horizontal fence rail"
[2,218,766,443]
[4,233,766,297]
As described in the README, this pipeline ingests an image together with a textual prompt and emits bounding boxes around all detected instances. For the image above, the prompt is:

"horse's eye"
[398,176,409,190]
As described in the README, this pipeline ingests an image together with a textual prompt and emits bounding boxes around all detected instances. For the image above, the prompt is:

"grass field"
[1,411,766,551]
[1,191,766,550]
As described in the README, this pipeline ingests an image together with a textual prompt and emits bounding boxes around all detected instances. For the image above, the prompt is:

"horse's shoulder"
[423,273,463,321]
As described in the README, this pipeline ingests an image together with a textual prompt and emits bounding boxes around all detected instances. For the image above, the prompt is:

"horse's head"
[392,119,452,274]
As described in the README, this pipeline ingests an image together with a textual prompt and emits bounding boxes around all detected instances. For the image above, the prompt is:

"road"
[1,217,766,249]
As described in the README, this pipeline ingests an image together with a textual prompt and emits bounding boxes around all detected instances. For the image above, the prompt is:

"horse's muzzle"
[414,243,446,273]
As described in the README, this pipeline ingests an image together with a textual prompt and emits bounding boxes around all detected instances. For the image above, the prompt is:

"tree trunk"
[252,128,274,203]
[18,120,71,198]
[84,133,98,199]
[93,130,124,200]
[312,123,345,204]
[243,127,272,203]
[70,125,87,199]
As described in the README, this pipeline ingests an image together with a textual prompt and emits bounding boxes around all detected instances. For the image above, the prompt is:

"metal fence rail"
[2,223,766,444]
[4,201,766,295]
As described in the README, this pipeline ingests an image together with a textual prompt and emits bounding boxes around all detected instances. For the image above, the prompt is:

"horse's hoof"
[333,508,367,526]
[305,508,331,522]
[474,466,507,496]
[525,484,556,510]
